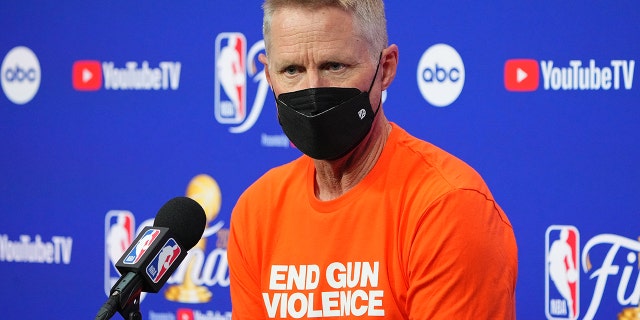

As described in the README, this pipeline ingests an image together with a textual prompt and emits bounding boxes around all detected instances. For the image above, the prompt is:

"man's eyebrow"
[270,52,357,69]
[274,61,304,71]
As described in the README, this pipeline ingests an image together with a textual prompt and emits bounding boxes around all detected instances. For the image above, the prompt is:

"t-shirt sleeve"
[406,188,517,319]
[228,193,265,319]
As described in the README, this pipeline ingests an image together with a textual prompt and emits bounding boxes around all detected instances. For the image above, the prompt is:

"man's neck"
[313,115,391,201]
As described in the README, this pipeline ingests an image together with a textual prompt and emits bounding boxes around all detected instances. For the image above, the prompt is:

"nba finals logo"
[214,32,269,134]
[546,225,580,320]
[104,174,230,305]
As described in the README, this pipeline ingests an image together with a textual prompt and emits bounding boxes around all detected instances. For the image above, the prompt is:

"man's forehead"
[271,5,354,33]
[267,35,368,65]
[268,9,364,55]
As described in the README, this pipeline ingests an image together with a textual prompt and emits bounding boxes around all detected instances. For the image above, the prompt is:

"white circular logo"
[416,43,465,107]
[1,46,41,105]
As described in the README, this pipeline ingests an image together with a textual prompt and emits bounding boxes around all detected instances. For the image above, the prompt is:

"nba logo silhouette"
[215,32,247,124]
[123,228,161,264]
[146,238,181,283]
[104,210,135,296]
[545,225,580,320]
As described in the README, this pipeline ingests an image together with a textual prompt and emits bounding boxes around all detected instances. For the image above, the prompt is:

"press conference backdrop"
[1,1,638,319]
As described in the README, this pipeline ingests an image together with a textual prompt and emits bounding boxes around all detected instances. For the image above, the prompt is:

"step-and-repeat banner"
[1,1,638,319]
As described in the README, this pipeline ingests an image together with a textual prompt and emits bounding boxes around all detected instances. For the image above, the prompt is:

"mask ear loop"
[368,51,383,93]
[368,51,383,116]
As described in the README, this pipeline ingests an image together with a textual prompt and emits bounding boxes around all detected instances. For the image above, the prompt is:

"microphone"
[96,197,206,320]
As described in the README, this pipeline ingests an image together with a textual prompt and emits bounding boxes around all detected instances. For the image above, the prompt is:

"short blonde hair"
[262,0,388,60]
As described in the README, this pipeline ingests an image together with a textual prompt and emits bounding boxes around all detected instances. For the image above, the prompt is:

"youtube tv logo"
[176,308,194,320]
[72,60,102,91]
[504,59,539,91]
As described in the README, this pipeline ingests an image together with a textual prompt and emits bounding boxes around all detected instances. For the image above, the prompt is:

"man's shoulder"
[389,124,488,192]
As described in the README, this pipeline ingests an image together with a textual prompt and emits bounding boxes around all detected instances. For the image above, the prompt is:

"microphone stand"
[96,272,143,320]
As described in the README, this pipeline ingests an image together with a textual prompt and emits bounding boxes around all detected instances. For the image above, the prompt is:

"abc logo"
[1,46,41,105]
[416,44,465,107]
[5,66,37,82]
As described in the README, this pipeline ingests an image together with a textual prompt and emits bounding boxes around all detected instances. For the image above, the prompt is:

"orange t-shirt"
[228,123,517,319]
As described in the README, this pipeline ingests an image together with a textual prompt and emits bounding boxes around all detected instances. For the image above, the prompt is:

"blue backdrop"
[1,1,638,319]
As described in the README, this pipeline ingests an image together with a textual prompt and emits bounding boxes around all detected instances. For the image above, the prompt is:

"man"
[227,0,518,318]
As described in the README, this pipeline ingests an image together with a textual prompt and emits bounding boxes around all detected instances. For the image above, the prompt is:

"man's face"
[264,6,378,98]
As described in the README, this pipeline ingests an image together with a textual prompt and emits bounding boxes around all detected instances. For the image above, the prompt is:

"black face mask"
[275,54,382,160]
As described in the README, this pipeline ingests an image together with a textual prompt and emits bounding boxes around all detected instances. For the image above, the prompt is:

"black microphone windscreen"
[153,196,206,250]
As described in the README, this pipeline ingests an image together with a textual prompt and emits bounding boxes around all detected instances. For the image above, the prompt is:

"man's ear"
[380,45,398,91]
[258,53,272,86]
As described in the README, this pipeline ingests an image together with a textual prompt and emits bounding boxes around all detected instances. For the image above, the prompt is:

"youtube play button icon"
[504,59,539,92]
[72,60,102,91]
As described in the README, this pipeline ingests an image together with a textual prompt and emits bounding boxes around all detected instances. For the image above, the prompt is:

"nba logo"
[545,225,580,320]
[146,238,181,283]
[123,228,161,264]
[104,210,135,296]
[215,32,247,124]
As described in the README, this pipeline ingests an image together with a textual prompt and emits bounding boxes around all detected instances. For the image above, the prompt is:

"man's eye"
[327,62,344,71]
[284,66,299,75]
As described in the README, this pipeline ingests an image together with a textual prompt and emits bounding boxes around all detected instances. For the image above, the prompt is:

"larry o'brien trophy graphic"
[165,174,222,303]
